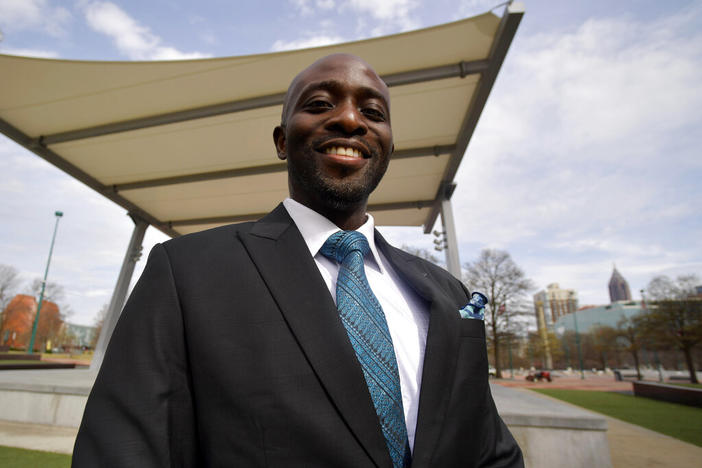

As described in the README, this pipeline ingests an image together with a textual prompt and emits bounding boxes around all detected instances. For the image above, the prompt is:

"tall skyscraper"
[608,265,632,302]
[533,283,579,331]
[533,283,578,369]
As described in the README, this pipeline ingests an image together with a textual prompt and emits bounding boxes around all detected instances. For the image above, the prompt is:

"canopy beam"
[114,144,455,191]
[0,118,180,237]
[37,60,488,146]
[424,3,524,233]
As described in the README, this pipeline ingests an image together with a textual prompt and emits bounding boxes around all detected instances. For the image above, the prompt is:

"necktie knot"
[320,230,370,264]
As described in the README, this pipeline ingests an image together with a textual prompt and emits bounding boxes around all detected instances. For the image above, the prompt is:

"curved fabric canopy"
[1,4,522,237]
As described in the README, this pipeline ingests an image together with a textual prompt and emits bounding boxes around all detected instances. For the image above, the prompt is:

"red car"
[526,370,552,382]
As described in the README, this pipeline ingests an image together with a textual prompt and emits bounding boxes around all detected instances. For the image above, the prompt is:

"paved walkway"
[606,416,702,468]
[494,372,634,392]
[0,420,76,454]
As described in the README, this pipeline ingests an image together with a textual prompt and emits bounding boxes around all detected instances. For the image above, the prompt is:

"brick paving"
[493,372,634,392]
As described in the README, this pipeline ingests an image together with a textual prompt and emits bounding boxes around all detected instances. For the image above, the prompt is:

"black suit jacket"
[73,204,522,467]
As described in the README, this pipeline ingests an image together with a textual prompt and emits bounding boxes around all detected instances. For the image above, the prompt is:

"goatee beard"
[288,142,388,211]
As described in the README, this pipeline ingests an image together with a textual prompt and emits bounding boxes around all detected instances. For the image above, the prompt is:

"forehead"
[287,55,390,106]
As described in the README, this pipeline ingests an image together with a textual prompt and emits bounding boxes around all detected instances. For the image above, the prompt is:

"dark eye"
[362,107,386,122]
[305,100,333,112]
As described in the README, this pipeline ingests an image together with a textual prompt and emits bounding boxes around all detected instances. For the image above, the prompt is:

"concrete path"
[0,420,76,455]
[606,416,702,468]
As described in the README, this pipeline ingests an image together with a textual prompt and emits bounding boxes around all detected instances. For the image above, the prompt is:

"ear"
[273,126,287,160]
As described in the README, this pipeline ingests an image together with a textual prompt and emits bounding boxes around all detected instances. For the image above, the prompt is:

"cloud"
[0,0,71,36]
[344,0,419,32]
[287,0,419,36]
[81,1,211,60]
[0,136,170,325]
[454,0,502,19]
[290,0,336,16]
[0,46,59,58]
[271,34,345,52]
[446,7,702,304]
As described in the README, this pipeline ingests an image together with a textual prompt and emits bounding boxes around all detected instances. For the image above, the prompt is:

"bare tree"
[591,326,619,371]
[0,265,21,338]
[463,249,534,378]
[615,317,645,380]
[0,264,20,313]
[28,278,65,304]
[642,274,701,383]
[646,274,699,301]
[528,329,563,369]
[91,303,109,348]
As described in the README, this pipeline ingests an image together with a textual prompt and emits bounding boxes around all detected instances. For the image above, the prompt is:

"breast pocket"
[459,318,485,339]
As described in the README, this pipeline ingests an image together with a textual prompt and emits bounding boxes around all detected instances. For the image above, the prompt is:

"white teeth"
[325,147,362,157]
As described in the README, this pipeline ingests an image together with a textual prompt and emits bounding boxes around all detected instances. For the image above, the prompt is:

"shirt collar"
[282,198,384,273]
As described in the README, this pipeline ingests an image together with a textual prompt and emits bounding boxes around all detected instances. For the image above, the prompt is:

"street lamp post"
[27,211,63,354]
[573,310,585,379]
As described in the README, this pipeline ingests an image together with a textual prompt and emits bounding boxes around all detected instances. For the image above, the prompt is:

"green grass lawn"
[533,389,702,447]
[0,445,70,468]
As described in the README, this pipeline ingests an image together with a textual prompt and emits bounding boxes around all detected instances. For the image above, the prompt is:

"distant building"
[553,301,645,334]
[608,265,631,302]
[533,283,579,332]
[62,323,97,349]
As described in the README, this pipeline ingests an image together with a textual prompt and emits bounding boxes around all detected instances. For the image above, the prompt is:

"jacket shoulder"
[385,243,471,303]
[161,221,255,252]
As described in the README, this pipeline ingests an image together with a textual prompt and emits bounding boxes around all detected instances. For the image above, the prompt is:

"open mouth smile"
[324,146,364,158]
[318,140,370,160]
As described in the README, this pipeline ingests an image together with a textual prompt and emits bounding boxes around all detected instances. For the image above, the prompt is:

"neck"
[291,195,368,231]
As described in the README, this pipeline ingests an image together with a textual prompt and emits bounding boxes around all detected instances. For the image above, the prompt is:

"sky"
[1,0,701,326]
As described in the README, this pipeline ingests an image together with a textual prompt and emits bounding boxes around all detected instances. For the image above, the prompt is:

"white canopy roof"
[1,5,523,237]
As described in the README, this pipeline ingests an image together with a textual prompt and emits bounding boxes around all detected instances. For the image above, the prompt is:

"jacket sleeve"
[477,382,524,467]
[72,243,198,467]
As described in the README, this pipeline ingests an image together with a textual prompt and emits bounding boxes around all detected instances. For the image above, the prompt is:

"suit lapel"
[240,205,391,468]
[375,232,462,467]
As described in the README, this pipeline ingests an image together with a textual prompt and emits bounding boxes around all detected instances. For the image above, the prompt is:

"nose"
[326,100,367,136]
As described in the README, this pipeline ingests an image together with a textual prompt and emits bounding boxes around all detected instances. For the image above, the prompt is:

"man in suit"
[73,53,523,467]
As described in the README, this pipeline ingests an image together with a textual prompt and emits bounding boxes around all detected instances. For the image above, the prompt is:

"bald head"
[272,53,394,230]
[280,53,390,127]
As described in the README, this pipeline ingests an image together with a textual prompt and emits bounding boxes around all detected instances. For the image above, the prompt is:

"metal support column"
[439,183,461,279]
[91,215,148,371]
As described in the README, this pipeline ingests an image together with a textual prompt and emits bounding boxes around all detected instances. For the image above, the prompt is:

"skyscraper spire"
[608,265,631,302]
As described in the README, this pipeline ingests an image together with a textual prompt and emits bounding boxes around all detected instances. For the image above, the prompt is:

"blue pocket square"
[459,292,488,320]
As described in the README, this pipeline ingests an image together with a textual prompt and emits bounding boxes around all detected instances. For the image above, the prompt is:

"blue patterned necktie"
[320,230,411,468]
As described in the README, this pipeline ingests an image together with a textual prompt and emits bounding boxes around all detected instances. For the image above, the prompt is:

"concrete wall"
[0,370,615,467]
[493,384,612,468]
[0,389,87,427]
[633,381,702,408]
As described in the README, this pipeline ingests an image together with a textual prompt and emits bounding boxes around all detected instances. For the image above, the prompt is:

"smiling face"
[273,54,393,228]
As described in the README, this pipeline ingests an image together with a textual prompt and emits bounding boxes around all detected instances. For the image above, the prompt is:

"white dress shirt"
[283,198,429,450]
